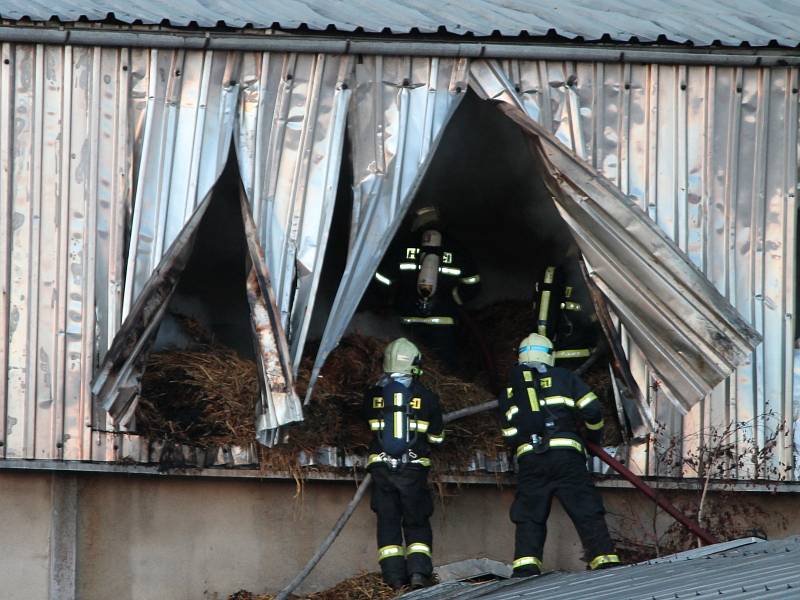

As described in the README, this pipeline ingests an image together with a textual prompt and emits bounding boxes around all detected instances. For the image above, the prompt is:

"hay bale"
[135,303,618,469]
[288,334,502,472]
[465,299,537,385]
[136,345,259,448]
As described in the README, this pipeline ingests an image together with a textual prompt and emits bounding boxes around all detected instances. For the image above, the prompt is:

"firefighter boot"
[410,573,434,589]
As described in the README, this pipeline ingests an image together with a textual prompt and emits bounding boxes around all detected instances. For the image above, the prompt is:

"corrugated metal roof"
[403,536,800,599]
[2,1,800,47]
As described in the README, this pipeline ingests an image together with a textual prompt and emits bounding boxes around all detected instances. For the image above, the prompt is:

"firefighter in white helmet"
[362,338,445,590]
[499,333,620,576]
[372,206,481,369]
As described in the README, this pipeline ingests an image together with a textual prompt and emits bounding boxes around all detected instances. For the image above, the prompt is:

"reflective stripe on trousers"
[406,542,431,557]
[378,545,404,561]
[589,554,621,569]
[516,438,585,458]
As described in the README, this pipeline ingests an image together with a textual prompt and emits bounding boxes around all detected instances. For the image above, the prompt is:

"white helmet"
[383,338,422,375]
[518,333,554,367]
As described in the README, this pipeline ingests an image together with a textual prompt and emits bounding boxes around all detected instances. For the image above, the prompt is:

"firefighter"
[499,333,620,576]
[373,206,480,369]
[363,337,445,590]
[534,255,599,369]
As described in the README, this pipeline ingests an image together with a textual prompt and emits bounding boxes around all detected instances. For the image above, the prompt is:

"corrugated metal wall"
[0,43,797,480]
[492,59,798,479]
[306,55,469,400]
[0,43,134,459]
[0,44,350,460]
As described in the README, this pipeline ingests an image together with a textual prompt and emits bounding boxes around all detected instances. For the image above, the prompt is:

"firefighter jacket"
[373,233,481,327]
[363,377,445,468]
[499,363,604,459]
[534,263,599,363]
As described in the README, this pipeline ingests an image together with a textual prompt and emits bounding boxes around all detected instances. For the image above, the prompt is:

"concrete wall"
[2,470,799,600]
[0,472,53,600]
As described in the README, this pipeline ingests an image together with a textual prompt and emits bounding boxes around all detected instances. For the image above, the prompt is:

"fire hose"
[584,441,718,546]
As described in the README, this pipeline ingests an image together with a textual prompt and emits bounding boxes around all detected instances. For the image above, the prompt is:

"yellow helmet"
[383,338,422,374]
[518,333,554,366]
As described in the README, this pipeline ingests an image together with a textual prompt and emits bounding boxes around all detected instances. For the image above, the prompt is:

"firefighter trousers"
[511,449,618,575]
[370,464,434,584]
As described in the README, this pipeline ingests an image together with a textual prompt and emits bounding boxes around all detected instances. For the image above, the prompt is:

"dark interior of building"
[145,90,594,378]
[151,152,255,360]
[318,90,587,374]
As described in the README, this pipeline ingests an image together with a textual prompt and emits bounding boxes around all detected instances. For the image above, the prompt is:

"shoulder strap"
[378,380,417,457]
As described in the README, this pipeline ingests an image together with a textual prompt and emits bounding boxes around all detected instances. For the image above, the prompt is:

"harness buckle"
[531,434,549,454]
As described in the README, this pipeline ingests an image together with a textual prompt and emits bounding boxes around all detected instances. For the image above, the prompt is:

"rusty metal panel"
[0,43,135,460]
[237,186,303,444]
[472,58,798,480]
[236,52,353,373]
[3,1,800,47]
[306,55,469,401]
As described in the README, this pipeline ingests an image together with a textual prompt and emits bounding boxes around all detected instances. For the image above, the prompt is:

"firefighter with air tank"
[534,253,600,370]
[363,338,444,590]
[500,333,619,577]
[373,206,481,370]
[499,332,620,576]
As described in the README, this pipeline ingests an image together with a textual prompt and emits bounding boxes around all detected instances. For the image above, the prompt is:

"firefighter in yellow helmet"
[362,338,445,590]
[498,333,620,576]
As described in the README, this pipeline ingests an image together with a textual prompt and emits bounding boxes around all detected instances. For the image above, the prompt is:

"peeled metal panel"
[0,44,135,460]
[473,59,797,480]
[236,52,352,372]
[237,186,302,444]
[92,189,213,426]
[122,49,239,316]
[306,55,469,402]
[470,59,762,410]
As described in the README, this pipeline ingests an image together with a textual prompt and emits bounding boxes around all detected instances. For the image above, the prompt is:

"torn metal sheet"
[91,190,213,426]
[238,187,303,445]
[471,58,797,480]
[306,56,470,402]
[470,59,762,413]
[236,52,353,373]
[122,49,240,317]
[535,117,761,411]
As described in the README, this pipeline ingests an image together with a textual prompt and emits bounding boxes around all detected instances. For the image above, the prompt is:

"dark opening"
[343,90,622,446]
[354,90,592,372]
[136,151,261,451]
[150,152,255,358]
